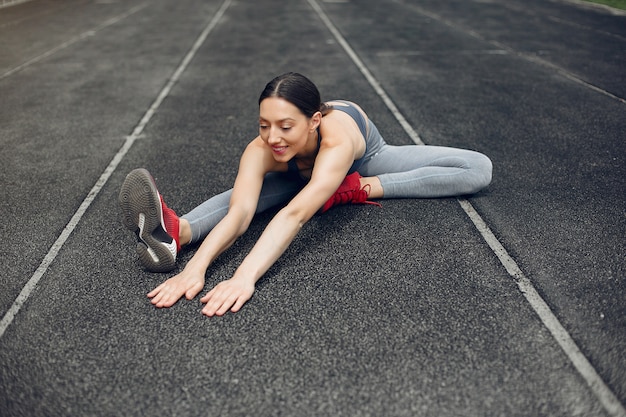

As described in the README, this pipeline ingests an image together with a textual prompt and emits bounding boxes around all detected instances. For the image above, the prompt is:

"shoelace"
[359,184,383,208]
[332,184,382,208]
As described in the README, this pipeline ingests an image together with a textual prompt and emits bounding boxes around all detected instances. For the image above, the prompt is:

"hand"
[200,277,255,317]
[147,268,205,308]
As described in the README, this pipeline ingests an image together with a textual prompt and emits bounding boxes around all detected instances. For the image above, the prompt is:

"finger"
[199,291,212,304]
[200,288,222,315]
[152,286,181,308]
[230,297,247,313]
[151,295,166,307]
[202,294,230,317]
[185,282,203,300]
[217,294,241,316]
[202,297,223,317]
[152,291,170,308]
[149,288,165,305]
[200,285,220,303]
[147,282,167,298]
[154,296,173,308]
[201,303,215,317]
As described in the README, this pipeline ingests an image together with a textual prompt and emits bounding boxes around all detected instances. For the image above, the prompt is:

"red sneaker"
[119,168,180,272]
[160,195,181,252]
[321,172,382,213]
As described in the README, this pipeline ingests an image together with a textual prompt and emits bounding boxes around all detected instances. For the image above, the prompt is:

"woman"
[119,72,492,317]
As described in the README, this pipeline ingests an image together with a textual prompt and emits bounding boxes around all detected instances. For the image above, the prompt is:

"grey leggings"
[183,121,492,244]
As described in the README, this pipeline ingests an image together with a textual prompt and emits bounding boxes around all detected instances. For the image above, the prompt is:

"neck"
[298,129,319,160]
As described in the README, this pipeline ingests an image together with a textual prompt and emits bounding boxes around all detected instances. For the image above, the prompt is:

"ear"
[309,111,322,131]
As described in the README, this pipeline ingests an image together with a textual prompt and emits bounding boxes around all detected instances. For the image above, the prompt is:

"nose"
[267,126,281,145]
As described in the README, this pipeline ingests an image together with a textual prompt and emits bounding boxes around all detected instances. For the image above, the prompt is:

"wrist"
[231,267,258,285]
[184,257,209,275]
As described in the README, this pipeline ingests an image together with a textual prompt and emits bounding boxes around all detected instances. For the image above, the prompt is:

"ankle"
[360,176,383,199]
[179,219,192,246]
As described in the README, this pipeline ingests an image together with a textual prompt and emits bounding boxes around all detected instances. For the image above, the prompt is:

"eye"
[281,126,292,131]
[259,124,268,130]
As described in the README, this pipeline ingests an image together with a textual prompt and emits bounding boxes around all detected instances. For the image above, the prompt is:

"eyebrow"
[259,117,297,123]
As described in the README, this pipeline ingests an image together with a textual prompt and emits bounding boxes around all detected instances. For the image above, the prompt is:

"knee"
[479,154,493,184]
[471,153,493,192]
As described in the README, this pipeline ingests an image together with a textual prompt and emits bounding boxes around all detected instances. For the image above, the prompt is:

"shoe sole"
[118,168,176,272]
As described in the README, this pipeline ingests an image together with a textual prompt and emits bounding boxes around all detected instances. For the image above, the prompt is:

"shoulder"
[319,102,367,142]
[325,99,368,117]
[241,136,286,173]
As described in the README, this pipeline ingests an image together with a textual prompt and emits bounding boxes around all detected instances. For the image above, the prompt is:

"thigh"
[360,144,484,176]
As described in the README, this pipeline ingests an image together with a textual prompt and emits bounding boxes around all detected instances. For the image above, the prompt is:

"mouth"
[271,146,287,155]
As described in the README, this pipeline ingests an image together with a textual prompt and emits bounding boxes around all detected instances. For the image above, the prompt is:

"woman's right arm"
[147,138,275,307]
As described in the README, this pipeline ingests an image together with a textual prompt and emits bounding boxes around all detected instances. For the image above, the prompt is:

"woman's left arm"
[200,137,357,316]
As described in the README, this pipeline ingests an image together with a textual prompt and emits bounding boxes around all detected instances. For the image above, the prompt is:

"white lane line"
[0,2,67,28]
[399,0,626,105]
[459,200,626,417]
[554,0,626,16]
[306,1,626,416]
[0,0,34,10]
[546,14,626,42]
[0,3,146,80]
[306,0,424,147]
[0,0,232,339]
[376,49,508,57]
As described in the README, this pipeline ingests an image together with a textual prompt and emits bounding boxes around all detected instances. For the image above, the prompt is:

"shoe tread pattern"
[119,168,176,272]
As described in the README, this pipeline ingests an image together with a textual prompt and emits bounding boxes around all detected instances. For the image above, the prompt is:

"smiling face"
[259,97,320,162]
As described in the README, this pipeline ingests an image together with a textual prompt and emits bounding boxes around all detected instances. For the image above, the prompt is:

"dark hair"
[259,72,332,117]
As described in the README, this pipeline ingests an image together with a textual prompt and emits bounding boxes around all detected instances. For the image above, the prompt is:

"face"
[259,97,319,162]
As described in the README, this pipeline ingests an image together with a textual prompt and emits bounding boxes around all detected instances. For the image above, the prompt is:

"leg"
[359,144,492,198]
[181,172,306,244]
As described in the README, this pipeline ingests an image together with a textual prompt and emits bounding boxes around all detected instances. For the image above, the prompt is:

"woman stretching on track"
[119,72,492,317]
